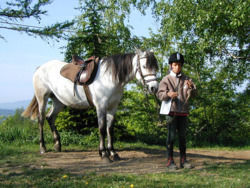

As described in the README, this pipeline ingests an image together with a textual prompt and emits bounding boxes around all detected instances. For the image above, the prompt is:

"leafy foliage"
[53,0,250,147]
[0,109,99,147]
[55,107,98,134]
[7,0,247,147]
[0,0,73,40]
[115,89,166,144]
[140,0,250,146]
[0,109,41,144]
[55,0,142,137]
[64,0,141,61]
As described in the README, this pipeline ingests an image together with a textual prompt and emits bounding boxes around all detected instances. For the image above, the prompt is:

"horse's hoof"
[110,153,121,161]
[54,144,61,152]
[101,156,112,163]
[40,147,46,154]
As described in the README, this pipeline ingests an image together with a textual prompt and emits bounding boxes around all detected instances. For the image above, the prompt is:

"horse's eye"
[143,65,146,69]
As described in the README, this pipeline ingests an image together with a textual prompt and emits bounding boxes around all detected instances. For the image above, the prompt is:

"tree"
[0,0,73,40]
[55,0,249,146]
[151,0,249,145]
[64,0,106,60]
[98,0,250,146]
[56,0,142,133]
[64,0,141,61]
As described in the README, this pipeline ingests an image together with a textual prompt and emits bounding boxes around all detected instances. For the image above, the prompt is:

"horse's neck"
[96,62,124,92]
[120,54,138,85]
[130,54,139,81]
[98,55,138,88]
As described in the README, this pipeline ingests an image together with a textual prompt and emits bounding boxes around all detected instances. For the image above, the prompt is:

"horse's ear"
[135,48,143,55]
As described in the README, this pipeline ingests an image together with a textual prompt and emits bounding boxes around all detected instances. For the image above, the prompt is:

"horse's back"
[33,60,64,89]
[33,60,91,108]
[33,60,66,81]
[34,60,66,74]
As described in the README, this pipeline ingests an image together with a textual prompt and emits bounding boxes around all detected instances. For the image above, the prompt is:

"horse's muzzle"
[150,86,158,94]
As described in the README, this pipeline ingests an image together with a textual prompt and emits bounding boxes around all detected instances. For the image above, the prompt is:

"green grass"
[0,142,249,188]
[191,145,250,151]
[0,161,249,187]
[0,113,249,187]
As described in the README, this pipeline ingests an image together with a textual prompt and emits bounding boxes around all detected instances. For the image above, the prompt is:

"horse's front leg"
[97,109,111,162]
[107,112,120,161]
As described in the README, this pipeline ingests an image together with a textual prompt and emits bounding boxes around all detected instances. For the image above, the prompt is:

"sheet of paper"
[160,99,172,115]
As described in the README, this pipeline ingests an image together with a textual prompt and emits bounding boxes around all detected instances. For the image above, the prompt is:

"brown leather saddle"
[60,55,99,85]
[60,55,99,106]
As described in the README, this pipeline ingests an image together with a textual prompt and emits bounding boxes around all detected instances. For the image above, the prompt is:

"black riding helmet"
[168,52,184,65]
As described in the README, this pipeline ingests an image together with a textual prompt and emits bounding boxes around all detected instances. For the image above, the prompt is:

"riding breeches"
[166,116,187,158]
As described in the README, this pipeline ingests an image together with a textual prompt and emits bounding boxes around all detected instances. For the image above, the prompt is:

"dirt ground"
[34,148,250,174]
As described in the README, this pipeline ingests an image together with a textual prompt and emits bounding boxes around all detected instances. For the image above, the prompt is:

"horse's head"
[134,49,159,94]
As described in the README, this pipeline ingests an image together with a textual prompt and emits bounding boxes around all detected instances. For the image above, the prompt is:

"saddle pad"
[60,63,81,83]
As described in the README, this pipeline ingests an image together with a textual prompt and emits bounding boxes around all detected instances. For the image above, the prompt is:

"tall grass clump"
[0,109,99,148]
[0,109,47,144]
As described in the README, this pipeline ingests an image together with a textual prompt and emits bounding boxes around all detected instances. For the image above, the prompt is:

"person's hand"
[167,91,178,99]
[186,80,194,89]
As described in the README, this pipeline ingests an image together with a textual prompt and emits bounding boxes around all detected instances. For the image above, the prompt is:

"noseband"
[136,54,157,86]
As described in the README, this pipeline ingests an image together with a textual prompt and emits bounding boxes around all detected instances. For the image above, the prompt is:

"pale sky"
[0,1,157,103]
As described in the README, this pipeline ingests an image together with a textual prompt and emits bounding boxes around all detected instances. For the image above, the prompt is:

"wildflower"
[62,174,68,178]
[85,181,89,185]
[130,184,134,188]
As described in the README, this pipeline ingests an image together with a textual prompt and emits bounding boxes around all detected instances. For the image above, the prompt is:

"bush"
[115,89,167,145]
[60,129,99,147]
[0,109,99,147]
[0,109,53,144]
[55,107,98,134]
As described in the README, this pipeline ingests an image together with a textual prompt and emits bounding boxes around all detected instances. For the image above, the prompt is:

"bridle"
[135,53,159,112]
[135,53,157,87]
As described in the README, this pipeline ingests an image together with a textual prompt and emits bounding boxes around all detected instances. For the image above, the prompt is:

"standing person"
[157,52,197,170]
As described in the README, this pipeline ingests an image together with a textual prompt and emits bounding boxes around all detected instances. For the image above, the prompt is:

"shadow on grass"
[0,161,249,188]
[118,146,249,162]
[0,145,249,177]
[203,159,250,171]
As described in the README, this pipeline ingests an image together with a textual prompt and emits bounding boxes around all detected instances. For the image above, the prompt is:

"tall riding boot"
[180,154,193,169]
[167,156,177,170]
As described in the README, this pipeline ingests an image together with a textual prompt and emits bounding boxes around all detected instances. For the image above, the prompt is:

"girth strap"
[83,85,94,107]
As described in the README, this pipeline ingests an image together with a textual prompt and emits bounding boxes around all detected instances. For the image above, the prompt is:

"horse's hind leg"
[36,93,49,154]
[46,96,64,152]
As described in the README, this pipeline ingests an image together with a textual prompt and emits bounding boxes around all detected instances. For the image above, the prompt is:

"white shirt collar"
[170,71,182,78]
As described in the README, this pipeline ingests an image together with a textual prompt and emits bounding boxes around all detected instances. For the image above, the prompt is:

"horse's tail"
[22,96,39,120]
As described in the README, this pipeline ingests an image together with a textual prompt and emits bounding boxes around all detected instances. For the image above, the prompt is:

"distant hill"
[0,100,30,110]
[0,109,15,116]
[0,100,30,117]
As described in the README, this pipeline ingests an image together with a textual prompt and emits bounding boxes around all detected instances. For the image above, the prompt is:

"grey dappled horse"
[22,49,159,162]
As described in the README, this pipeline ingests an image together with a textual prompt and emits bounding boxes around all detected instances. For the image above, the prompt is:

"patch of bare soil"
[35,148,250,174]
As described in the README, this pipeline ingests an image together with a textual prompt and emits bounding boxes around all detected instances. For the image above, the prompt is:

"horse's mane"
[102,53,134,83]
[145,51,159,71]
[102,52,158,83]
